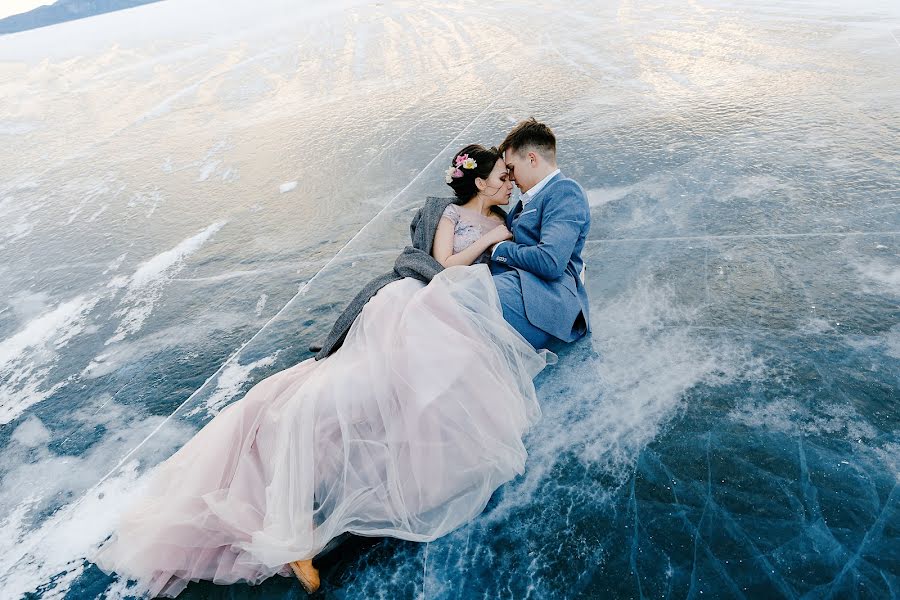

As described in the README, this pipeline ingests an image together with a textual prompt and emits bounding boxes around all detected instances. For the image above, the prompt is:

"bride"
[94,144,555,597]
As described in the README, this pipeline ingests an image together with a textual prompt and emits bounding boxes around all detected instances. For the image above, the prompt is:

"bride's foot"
[289,560,320,593]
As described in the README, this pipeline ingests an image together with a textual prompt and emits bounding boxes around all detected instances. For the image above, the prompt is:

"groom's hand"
[489,181,588,279]
[486,225,513,245]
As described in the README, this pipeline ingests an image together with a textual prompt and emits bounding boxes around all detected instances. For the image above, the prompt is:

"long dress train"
[94,263,553,597]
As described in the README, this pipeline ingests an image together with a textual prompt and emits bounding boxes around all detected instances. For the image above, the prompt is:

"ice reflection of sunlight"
[618,0,842,103]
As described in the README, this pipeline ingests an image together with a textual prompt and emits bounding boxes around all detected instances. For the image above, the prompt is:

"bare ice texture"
[0,0,898,597]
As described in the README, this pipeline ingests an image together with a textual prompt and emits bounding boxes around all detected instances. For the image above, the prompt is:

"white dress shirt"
[492,168,561,256]
[520,168,560,207]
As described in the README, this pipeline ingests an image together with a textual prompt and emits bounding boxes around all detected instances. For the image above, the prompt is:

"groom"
[490,118,591,349]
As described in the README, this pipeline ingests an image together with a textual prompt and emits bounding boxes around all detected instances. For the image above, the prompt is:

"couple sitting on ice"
[95,118,591,596]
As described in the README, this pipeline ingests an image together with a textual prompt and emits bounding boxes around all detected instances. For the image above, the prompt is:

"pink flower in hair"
[445,166,464,183]
[445,153,477,183]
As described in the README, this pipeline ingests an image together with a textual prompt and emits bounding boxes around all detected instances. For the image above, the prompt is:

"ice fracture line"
[588,230,900,245]
[0,78,518,580]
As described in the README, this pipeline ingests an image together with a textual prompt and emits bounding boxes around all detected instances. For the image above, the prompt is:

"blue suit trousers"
[493,270,555,350]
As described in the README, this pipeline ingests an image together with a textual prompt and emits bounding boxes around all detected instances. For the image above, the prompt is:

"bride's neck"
[464,195,493,217]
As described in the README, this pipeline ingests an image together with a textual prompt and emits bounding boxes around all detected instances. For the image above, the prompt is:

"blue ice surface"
[0,0,898,598]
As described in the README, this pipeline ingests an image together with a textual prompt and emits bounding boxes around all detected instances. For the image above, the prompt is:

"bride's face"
[479,159,513,206]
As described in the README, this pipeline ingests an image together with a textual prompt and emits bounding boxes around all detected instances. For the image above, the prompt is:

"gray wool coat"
[314,196,455,360]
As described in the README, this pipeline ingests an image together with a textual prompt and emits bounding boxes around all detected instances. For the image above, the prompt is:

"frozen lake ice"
[1,0,898,597]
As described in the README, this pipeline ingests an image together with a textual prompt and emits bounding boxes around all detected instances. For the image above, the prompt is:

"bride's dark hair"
[445,144,501,203]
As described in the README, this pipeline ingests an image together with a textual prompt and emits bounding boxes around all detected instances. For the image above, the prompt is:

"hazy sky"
[0,1,52,20]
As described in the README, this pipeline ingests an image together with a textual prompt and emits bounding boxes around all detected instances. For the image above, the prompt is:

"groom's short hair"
[500,118,556,160]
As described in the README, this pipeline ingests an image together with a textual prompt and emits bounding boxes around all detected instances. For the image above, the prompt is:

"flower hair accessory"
[444,153,478,183]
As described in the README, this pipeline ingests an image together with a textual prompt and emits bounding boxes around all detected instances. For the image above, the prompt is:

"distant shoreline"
[0,0,163,35]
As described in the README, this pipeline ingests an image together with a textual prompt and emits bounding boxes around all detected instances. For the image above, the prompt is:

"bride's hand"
[486,225,513,245]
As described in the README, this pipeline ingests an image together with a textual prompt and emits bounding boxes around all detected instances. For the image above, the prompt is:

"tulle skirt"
[94,264,554,597]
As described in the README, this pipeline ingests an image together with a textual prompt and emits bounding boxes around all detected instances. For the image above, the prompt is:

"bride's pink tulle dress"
[94,264,553,597]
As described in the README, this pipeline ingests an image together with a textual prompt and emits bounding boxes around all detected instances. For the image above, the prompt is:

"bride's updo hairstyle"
[444,144,501,203]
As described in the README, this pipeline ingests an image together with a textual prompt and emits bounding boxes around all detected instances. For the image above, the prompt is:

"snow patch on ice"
[279,181,298,193]
[0,195,40,247]
[487,276,756,519]
[727,396,879,441]
[884,325,900,360]
[187,353,278,416]
[65,178,122,226]
[725,174,784,200]
[6,290,52,322]
[874,442,900,483]
[102,253,127,275]
[0,295,100,424]
[586,185,634,208]
[799,317,835,335]
[86,204,108,222]
[220,166,239,183]
[5,214,35,243]
[84,312,244,379]
[856,258,900,295]
[11,416,51,448]
[106,221,226,344]
[0,462,141,599]
[127,188,164,217]
[255,293,268,316]
[0,407,194,598]
[0,121,40,136]
[197,159,221,182]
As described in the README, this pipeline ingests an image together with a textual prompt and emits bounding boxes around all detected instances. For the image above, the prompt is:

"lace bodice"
[441,204,504,263]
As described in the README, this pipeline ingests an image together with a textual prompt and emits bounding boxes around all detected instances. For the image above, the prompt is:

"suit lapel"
[507,200,523,227]
[509,173,563,228]
[528,173,563,208]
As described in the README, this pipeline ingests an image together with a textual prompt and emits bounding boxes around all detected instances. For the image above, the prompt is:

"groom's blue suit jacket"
[491,173,591,342]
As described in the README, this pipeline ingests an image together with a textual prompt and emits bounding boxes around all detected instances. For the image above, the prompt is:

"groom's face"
[503,148,531,193]
[504,147,536,194]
